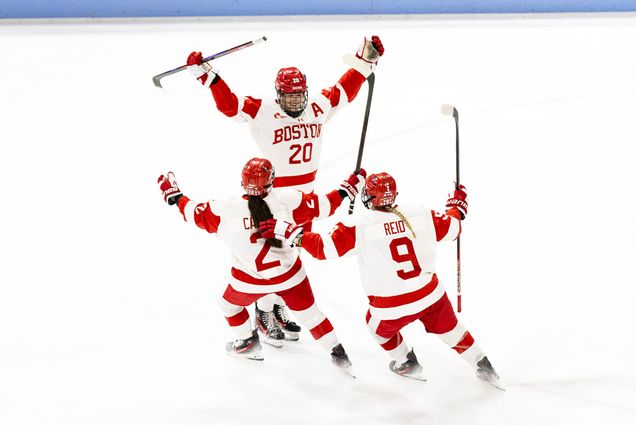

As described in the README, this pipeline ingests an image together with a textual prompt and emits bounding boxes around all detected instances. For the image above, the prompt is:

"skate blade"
[390,367,427,381]
[339,365,357,379]
[225,350,264,361]
[262,337,284,348]
[256,328,284,348]
[283,331,299,341]
[486,379,506,391]
[397,372,427,381]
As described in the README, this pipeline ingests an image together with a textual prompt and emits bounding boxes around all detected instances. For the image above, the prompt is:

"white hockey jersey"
[176,188,343,294]
[301,205,463,319]
[208,69,367,192]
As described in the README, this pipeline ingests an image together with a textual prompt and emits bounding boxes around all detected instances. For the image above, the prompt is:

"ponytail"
[248,196,283,248]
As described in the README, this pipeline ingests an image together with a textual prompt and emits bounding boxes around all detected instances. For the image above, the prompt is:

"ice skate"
[273,303,301,341]
[225,330,264,361]
[476,356,504,390]
[255,305,285,348]
[330,344,356,378]
[389,349,427,381]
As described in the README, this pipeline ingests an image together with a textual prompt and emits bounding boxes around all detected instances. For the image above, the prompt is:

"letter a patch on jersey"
[306,199,315,208]
[311,102,324,117]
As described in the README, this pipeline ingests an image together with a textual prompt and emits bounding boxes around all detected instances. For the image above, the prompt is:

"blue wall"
[2,0,636,19]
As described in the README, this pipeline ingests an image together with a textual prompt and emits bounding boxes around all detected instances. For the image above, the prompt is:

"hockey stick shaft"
[442,104,461,312]
[453,108,461,313]
[152,36,267,88]
[348,72,375,215]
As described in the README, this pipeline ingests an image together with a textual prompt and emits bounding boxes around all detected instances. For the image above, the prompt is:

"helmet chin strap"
[361,193,375,209]
[285,109,304,118]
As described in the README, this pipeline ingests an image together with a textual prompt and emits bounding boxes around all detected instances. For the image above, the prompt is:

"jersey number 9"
[389,237,422,280]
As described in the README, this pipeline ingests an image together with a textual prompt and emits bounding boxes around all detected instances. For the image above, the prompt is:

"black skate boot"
[255,305,285,348]
[273,303,301,341]
[389,349,426,381]
[330,344,355,378]
[476,356,504,390]
[225,330,263,361]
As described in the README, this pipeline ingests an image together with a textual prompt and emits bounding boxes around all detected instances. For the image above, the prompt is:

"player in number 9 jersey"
[157,158,365,374]
[258,172,502,386]
[185,35,385,341]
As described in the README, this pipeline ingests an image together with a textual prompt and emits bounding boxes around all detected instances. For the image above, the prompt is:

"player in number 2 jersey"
[259,172,501,386]
[185,35,385,342]
[158,158,365,374]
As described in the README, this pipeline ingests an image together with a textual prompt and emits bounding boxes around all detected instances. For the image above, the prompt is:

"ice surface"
[1,14,635,425]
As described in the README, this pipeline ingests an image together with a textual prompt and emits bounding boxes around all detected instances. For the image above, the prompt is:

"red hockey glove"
[445,183,468,220]
[258,218,304,248]
[356,35,384,65]
[186,51,219,87]
[370,35,384,57]
[339,168,368,201]
[157,172,182,205]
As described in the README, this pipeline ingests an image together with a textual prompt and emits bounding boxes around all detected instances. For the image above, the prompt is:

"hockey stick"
[152,36,267,88]
[441,104,462,312]
[349,72,376,214]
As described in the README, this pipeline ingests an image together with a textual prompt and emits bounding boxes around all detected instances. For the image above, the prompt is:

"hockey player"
[258,172,501,386]
[157,157,366,374]
[185,35,385,343]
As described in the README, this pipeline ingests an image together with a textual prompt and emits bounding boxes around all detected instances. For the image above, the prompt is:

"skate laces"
[266,312,279,331]
[261,310,280,333]
[275,304,291,323]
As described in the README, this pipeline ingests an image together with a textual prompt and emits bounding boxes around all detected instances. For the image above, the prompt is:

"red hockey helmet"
[275,67,307,93]
[275,67,308,117]
[241,157,275,196]
[362,172,397,208]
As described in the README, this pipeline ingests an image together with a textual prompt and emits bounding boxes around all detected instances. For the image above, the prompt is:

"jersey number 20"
[389,237,422,280]
[289,142,313,164]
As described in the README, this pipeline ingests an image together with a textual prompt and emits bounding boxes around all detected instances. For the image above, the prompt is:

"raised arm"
[301,222,357,260]
[186,51,262,120]
[157,172,221,234]
[433,184,468,242]
[257,170,366,247]
[291,169,367,224]
[321,36,385,111]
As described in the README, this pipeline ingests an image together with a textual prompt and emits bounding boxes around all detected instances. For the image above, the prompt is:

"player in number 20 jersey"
[259,172,502,386]
[186,36,384,193]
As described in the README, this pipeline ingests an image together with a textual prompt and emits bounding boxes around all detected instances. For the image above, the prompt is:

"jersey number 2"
[289,143,313,164]
[250,233,281,272]
[389,237,422,280]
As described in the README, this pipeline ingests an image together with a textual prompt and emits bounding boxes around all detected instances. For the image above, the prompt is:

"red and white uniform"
[208,70,367,192]
[301,205,486,366]
[303,205,461,317]
[175,188,343,348]
[177,188,341,293]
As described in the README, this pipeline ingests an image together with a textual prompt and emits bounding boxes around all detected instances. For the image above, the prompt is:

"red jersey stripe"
[242,96,262,119]
[338,69,366,102]
[321,86,342,108]
[210,78,239,117]
[273,170,317,188]
[231,256,302,285]
[368,275,439,309]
